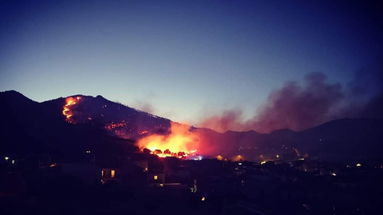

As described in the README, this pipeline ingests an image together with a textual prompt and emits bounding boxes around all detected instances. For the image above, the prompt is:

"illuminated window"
[101,169,105,177]
[111,169,116,178]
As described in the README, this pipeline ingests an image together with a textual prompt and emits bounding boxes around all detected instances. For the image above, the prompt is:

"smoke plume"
[199,70,383,133]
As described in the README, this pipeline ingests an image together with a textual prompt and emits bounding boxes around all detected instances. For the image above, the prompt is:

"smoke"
[250,72,344,132]
[135,101,155,114]
[348,65,383,116]
[199,70,383,133]
[199,109,245,132]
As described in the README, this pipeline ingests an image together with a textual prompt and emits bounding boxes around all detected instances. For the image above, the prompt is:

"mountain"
[1,90,382,163]
[40,94,171,139]
[297,118,383,161]
[197,118,383,162]
[0,91,137,162]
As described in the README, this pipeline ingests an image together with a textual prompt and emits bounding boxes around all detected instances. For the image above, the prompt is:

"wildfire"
[62,96,81,123]
[105,121,127,130]
[137,122,199,158]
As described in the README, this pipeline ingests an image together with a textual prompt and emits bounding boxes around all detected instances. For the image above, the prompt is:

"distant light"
[144,167,148,172]
[111,169,116,178]
[260,161,267,165]
[159,183,164,187]
[298,158,305,161]
[191,184,197,193]
[193,155,203,161]
[49,163,57,168]
[11,160,15,164]
[276,154,280,158]
[154,175,158,180]
[232,155,244,162]
[4,156,9,161]
[331,172,337,177]
[356,163,362,167]
[201,196,206,201]
[238,162,242,165]
[216,155,224,161]
[85,150,91,154]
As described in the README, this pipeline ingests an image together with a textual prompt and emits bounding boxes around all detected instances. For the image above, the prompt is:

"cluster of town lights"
[3,156,15,164]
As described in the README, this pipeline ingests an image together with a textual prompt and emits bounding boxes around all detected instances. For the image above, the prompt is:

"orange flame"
[137,122,199,158]
[62,96,81,123]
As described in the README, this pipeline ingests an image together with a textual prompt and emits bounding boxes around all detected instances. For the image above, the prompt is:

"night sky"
[1,0,382,125]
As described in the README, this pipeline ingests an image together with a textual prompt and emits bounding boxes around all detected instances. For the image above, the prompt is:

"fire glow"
[137,122,199,158]
[105,121,127,130]
[62,96,81,123]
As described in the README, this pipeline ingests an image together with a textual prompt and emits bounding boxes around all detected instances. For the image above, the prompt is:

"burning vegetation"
[104,121,128,130]
[62,96,82,123]
[137,122,199,158]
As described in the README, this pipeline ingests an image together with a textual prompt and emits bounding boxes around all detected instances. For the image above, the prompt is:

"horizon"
[1,89,377,135]
[1,2,383,213]
[1,0,383,131]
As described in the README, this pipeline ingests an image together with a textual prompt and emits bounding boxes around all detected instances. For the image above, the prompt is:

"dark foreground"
[1,156,382,215]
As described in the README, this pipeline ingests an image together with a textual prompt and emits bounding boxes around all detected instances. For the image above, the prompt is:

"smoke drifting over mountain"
[350,68,383,119]
[200,70,383,133]
[199,109,245,133]
[250,73,344,132]
[134,101,155,114]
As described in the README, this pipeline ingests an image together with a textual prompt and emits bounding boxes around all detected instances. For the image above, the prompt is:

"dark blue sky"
[1,0,382,123]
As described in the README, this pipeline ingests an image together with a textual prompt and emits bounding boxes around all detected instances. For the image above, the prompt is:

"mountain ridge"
[1,90,382,162]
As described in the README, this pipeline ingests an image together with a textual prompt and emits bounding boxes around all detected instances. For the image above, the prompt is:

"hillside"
[1,90,382,163]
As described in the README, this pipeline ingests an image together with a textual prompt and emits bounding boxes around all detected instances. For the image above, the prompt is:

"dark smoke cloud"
[250,72,344,132]
[199,70,383,133]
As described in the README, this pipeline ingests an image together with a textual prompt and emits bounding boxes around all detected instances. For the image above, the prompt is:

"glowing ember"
[105,121,127,130]
[62,96,81,123]
[231,155,245,162]
[139,130,149,135]
[216,155,224,160]
[137,122,199,158]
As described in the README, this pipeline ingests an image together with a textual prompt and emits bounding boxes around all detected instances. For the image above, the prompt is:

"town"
[1,150,382,215]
